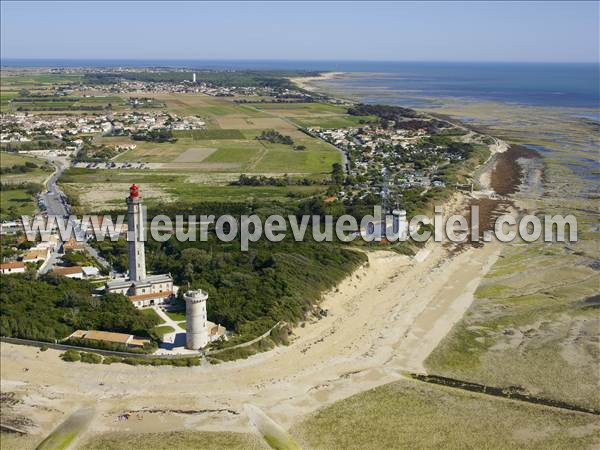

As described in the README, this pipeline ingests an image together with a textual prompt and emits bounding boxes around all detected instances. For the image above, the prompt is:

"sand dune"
[1,213,502,440]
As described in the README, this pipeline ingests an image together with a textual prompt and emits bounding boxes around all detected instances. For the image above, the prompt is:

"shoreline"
[289,71,346,91]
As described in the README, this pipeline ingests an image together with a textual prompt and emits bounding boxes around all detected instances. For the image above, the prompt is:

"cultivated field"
[57,93,354,210]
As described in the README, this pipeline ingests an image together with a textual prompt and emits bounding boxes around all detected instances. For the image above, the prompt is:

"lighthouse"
[185,289,209,349]
[126,184,146,281]
[105,185,175,308]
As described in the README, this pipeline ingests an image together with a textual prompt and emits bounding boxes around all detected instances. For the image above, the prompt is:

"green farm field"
[108,120,339,175]
[0,152,52,219]
[0,151,53,184]
[0,189,37,220]
[60,168,328,211]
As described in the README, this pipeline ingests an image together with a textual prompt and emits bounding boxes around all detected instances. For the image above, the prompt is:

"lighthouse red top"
[129,184,140,198]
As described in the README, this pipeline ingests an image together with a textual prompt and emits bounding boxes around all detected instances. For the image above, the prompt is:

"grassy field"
[165,310,186,321]
[59,168,328,211]
[426,240,600,411]
[99,94,346,174]
[0,152,52,219]
[105,133,338,174]
[2,94,123,113]
[1,152,46,168]
[81,431,265,450]
[0,188,37,219]
[0,152,53,184]
[290,378,600,449]
[1,431,265,450]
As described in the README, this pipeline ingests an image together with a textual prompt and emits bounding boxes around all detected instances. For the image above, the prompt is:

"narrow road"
[38,146,112,273]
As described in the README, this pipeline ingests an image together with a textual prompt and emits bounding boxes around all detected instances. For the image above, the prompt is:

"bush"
[102,356,124,365]
[61,350,81,362]
[80,352,103,364]
[40,345,49,352]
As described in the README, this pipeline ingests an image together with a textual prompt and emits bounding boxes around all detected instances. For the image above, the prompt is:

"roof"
[106,278,133,290]
[145,273,173,283]
[0,261,26,270]
[72,329,132,345]
[81,266,99,276]
[64,239,85,250]
[53,266,83,276]
[23,248,49,261]
[128,290,173,302]
[207,321,226,337]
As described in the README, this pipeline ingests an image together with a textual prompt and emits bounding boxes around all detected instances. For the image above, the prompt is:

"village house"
[0,261,26,275]
[67,329,150,349]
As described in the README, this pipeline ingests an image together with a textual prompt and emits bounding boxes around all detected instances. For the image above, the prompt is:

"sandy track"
[1,233,501,439]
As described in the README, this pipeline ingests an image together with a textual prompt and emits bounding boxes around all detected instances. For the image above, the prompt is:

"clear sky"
[1,1,598,62]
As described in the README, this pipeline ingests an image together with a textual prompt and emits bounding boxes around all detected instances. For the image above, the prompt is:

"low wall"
[1,323,286,360]
[206,321,283,356]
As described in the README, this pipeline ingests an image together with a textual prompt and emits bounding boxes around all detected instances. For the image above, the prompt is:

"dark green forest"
[95,236,366,344]
[0,273,160,342]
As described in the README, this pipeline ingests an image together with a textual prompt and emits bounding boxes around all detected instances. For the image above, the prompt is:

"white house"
[0,261,26,275]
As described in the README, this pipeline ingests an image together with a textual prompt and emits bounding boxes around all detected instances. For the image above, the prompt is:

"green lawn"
[110,134,339,174]
[0,151,55,185]
[173,129,245,139]
[252,102,349,115]
[165,310,186,321]
[152,325,175,339]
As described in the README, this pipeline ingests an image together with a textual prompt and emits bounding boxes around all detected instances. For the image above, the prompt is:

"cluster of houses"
[310,125,449,197]
[86,77,313,99]
[0,221,102,279]
[0,110,205,145]
[0,235,51,275]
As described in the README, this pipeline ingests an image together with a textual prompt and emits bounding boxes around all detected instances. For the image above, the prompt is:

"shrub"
[61,350,81,362]
[80,352,103,364]
[102,356,124,365]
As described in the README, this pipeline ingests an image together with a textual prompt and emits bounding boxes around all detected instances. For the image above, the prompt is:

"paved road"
[37,151,111,273]
[41,156,69,217]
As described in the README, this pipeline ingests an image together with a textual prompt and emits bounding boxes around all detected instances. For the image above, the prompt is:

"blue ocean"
[2,59,598,109]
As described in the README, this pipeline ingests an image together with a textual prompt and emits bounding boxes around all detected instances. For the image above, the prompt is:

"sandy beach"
[290,72,346,91]
[1,205,503,444]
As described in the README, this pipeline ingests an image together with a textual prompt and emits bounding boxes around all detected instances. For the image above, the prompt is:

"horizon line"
[1,57,598,65]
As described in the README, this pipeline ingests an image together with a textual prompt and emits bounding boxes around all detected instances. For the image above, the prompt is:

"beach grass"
[290,378,600,449]
[80,431,265,450]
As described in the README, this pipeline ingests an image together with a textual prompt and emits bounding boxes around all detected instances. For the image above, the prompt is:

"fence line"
[205,321,283,356]
[1,323,286,360]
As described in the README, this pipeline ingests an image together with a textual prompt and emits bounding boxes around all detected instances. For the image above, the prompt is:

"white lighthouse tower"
[392,208,408,240]
[185,289,209,350]
[192,73,197,83]
[127,183,146,281]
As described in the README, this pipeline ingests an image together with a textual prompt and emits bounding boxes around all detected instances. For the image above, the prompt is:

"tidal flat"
[423,99,600,411]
